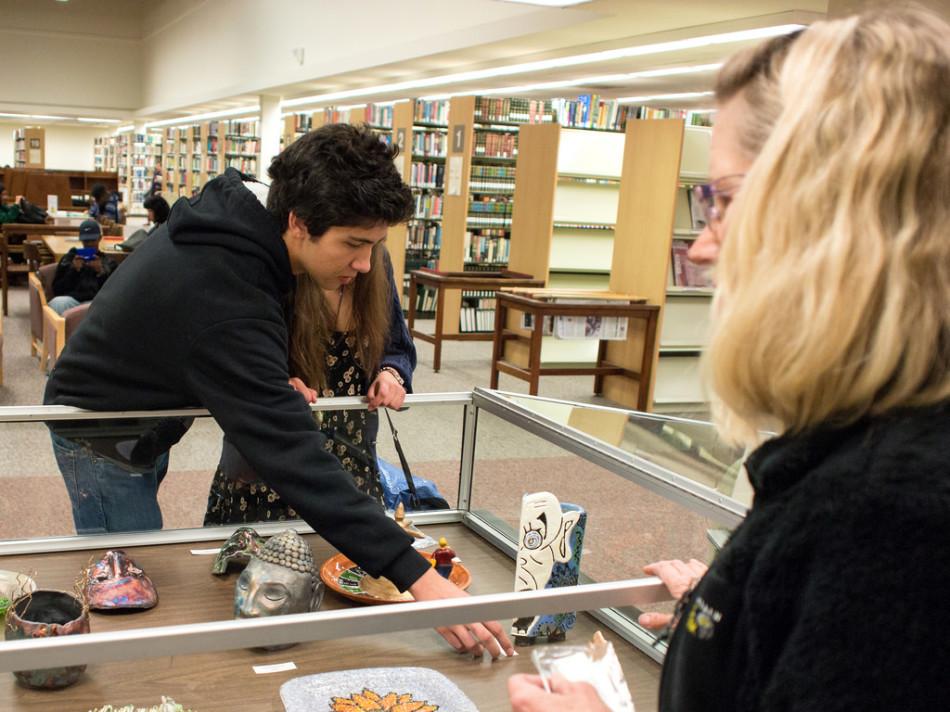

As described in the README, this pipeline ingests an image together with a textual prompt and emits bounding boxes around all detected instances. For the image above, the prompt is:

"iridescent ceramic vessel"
[212,527,265,575]
[5,590,89,689]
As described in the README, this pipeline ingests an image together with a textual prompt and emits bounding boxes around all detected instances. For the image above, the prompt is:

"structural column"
[259,94,282,181]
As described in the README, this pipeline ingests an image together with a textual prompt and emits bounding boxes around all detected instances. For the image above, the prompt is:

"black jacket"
[52,248,117,302]
[45,168,429,590]
[659,402,950,711]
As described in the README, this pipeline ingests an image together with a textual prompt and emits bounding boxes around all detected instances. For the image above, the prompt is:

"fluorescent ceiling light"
[144,104,259,128]
[281,24,803,109]
[115,124,135,134]
[498,0,593,6]
[616,90,714,104]
[77,117,122,124]
[0,112,64,120]
[480,62,722,95]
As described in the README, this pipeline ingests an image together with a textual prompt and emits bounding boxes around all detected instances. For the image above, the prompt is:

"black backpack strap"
[383,408,418,501]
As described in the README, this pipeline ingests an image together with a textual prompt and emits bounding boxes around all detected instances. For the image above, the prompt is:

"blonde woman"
[510,6,950,711]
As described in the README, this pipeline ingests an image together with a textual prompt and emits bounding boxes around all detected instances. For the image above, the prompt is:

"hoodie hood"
[166,168,293,292]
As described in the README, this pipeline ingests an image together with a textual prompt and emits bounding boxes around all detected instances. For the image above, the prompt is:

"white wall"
[138,0,580,113]
[0,123,103,171]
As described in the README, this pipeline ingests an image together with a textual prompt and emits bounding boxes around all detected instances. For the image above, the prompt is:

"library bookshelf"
[505,118,686,411]
[14,128,44,169]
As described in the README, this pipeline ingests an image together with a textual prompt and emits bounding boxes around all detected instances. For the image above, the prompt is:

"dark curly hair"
[266,123,413,237]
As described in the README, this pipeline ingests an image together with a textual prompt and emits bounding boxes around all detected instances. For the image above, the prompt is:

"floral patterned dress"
[203,332,382,525]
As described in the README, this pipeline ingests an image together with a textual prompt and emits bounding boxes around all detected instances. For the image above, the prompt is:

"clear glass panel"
[471,407,720,625]
[492,391,750,506]
[0,399,466,541]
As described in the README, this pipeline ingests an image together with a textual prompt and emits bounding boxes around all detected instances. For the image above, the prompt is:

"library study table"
[407,269,543,372]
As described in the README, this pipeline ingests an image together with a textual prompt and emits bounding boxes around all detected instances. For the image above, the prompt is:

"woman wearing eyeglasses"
[510,6,950,711]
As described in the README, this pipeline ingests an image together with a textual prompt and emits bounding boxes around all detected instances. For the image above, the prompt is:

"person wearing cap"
[49,218,117,315]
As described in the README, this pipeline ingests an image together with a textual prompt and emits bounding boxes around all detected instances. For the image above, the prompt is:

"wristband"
[379,366,405,387]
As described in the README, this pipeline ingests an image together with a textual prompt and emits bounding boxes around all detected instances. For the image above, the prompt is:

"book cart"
[0,390,746,710]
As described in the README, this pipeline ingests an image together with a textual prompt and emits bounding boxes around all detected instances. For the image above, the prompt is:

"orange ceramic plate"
[320,553,471,605]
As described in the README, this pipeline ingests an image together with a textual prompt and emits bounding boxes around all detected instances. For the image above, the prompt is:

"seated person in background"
[88,182,124,224]
[144,194,170,227]
[117,195,171,253]
[49,219,117,315]
[0,183,21,223]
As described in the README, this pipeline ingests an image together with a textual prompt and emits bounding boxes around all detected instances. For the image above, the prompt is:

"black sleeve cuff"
[380,546,432,592]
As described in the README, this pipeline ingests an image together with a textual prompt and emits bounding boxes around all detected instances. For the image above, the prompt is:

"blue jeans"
[48,295,84,316]
[51,433,169,534]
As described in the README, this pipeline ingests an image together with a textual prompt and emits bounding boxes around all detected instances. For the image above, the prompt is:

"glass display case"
[0,388,747,711]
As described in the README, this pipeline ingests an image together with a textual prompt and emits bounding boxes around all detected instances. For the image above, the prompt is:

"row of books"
[226,120,260,137]
[464,232,510,264]
[225,138,260,154]
[468,195,513,216]
[473,132,517,160]
[550,96,632,132]
[410,162,444,189]
[289,113,312,133]
[363,104,394,128]
[414,286,439,314]
[415,100,449,125]
[473,97,552,124]
[670,239,714,288]
[226,156,258,173]
[407,222,442,251]
[413,192,443,219]
[412,131,447,157]
[469,165,515,192]
[460,307,496,333]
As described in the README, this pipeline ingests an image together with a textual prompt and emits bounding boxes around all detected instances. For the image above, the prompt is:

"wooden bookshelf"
[14,128,44,169]
[505,118,686,411]
[223,118,260,179]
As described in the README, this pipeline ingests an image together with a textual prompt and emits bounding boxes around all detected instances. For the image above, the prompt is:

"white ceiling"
[0,0,832,125]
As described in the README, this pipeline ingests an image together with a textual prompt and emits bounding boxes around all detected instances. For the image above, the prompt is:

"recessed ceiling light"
[281,24,803,110]
[144,104,260,128]
[77,117,122,124]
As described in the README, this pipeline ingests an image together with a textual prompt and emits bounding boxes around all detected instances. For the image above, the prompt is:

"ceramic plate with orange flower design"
[281,667,478,712]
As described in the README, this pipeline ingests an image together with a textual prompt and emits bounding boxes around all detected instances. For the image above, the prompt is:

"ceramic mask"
[234,530,323,622]
[212,527,265,575]
[85,549,157,610]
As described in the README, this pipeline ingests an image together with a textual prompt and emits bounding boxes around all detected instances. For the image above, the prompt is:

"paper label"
[447,156,463,196]
[190,547,221,555]
[254,662,298,674]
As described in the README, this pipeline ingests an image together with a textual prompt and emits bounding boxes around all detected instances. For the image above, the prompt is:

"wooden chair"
[42,301,89,373]
[28,263,57,365]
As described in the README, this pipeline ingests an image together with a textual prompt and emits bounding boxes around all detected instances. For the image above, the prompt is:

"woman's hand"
[637,558,708,629]
[508,674,611,712]
[288,377,317,404]
[366,369,406,410]
[407,567,514,659]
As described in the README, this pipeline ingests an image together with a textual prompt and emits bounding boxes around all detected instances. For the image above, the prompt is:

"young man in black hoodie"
[45,124,513,659]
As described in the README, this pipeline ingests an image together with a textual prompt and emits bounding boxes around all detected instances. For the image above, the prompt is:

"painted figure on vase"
[85,549,158,610]
[432,538,456,579]
[212,527,265,575]
[234,530,324,649]
[511,491,586,645]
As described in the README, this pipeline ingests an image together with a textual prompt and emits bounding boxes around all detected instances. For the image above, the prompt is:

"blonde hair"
[708,6,950,445]
[289,244,391,392]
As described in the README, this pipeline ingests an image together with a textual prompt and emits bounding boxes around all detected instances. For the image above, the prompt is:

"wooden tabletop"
[0,524,661,711]
[40,234,127,262]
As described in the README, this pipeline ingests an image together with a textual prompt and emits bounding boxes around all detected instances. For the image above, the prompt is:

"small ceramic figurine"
[85,550,158,611]
[511,491,587,645]
[234,530,324,649]
[432,537,456,579]
[212,527,265,575]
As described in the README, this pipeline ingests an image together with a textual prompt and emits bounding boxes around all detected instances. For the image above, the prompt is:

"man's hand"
[508,674,610,712]
[71,256,85,271]
[408,567,514,659]
[288,377,317,403]
[366,369,406,410]
[637,558,708,629]
[89,257,103,275]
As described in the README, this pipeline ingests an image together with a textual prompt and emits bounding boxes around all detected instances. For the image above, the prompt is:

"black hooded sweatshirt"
[44,168,430,591]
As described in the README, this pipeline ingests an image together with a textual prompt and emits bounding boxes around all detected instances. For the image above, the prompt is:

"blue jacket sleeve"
[380,251,416,392]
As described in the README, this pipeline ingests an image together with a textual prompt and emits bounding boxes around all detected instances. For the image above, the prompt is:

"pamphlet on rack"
[521,298,630,340]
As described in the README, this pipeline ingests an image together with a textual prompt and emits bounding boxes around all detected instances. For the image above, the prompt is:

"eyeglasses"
[691,174,745,230]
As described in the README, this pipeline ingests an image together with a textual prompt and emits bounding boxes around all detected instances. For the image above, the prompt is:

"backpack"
[17,199,48,224]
